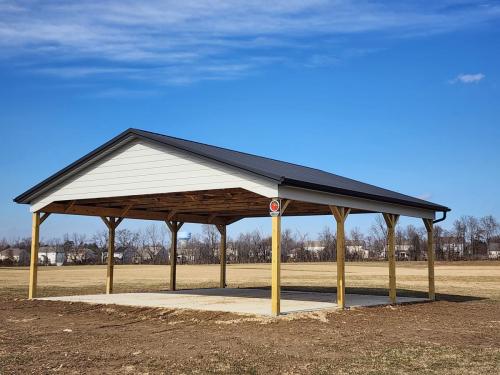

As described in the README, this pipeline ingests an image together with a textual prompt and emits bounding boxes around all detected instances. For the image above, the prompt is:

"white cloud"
[0,1,499,85]
[450,73,486,84]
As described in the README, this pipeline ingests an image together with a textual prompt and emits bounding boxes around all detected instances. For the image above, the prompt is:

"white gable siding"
[31,139,278,212]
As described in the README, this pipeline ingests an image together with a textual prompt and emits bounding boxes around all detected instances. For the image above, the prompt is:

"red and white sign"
[269,199,280,217]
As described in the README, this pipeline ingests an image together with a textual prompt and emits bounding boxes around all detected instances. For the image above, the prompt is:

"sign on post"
[269,199,281,217]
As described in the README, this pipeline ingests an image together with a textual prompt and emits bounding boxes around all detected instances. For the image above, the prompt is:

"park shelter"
[14,128,450,315]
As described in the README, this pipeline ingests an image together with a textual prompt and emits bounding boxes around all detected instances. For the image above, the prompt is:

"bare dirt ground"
[1,261,499,374]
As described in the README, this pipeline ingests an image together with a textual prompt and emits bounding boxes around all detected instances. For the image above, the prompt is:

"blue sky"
[1,1,499,241]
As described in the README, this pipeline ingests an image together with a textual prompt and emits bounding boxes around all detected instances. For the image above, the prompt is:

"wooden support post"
[330,206,351,309]
[271,215,281,316]
[101,216,124,294]
[166,221,184,291]
[28,212,41,299]
[106,219,115,294]
[383,213,399,304]
[423,218,435,301]
[216,225,227,288]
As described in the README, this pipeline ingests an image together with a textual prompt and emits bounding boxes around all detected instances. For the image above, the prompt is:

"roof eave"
[281,178,450,213]
[13,128,284,205]
[13,129,138,204]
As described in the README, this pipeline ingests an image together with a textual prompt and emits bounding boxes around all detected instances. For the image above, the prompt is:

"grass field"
[2,261,500,300]
[1,261,499,374]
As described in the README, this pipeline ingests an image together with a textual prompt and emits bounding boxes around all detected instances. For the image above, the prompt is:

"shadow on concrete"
[279,286,487,303]
[171,286,486,304]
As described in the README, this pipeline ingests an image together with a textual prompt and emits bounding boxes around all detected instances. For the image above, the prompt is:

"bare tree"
[480,215,499,252]
[347,227,365,261]
[143,224,167,264]
[318,226,336,261]
[281,228,296,262]
[370,215,387,259]
[116,229,140,264]
[434,225,444,260]
[92,230,108,264]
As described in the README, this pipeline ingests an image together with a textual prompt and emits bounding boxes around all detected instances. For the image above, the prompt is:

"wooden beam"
[329,205,350,309]
[100,216,111,229]
[383,213,399,304]
[115,217,124,228]
[167,210,178,221]
[106,217,116,294]
[64,200,76,213]
[165,220,174,232]
[39,212,51,225]
[225,217,243,225]
[120,203,133,217]
[217,225,227,288]
[44,203,230,225]
[28,212,40,300]
[281,199,292,214]
[271,215,281,316]
[423,218,435,301]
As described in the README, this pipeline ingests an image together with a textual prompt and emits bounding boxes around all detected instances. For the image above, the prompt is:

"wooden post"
[28,212,41,299]
[216,225,227,288]
[330,206,351,309]
[271,215,281,316]
[383,213,399,304]
[28,212,50,299]
[106,219,115,294]
[166,221,184,291]
[101,216,124,295]
[423,218,435,300]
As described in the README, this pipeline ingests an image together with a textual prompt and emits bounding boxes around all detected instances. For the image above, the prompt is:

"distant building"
[488,241,500,260]
[304,240,325,254]
[39,246,65,266]
[382,244,411,260]
[439,237,465,258]
[66,248,98,264]
[0,248,29,264]
[346,244,369,259]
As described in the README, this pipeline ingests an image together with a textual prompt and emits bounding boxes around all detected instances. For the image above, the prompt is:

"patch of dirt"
[1,295,499,374]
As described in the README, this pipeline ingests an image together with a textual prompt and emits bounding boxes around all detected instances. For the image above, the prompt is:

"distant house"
[346,244,369,259]
[0,248,29,265]
[287,240,324,261]
[304,240,325,254]
[395,244,411,261]
[66,248,98,264]
[38,246,65,266]
[382,244,411,260]
[488,241,500,260]
[439,237,465,259]
[102,250,124,263]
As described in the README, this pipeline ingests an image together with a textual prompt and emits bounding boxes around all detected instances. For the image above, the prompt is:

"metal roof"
[14,128,450,213]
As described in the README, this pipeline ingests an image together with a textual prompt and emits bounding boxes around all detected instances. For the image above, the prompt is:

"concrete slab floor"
[39,288,428,316]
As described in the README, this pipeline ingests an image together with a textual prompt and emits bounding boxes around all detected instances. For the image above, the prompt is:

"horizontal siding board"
[31,140,278,212]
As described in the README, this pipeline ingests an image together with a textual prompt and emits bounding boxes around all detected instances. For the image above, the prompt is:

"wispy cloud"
[450,73,486,84]
[0,1,499,86]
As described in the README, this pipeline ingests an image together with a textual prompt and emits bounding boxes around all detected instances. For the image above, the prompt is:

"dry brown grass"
[1,261,499,374]
[2,260,499,300]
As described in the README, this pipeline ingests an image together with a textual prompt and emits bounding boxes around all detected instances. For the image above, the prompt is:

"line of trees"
[0,214,498,266]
